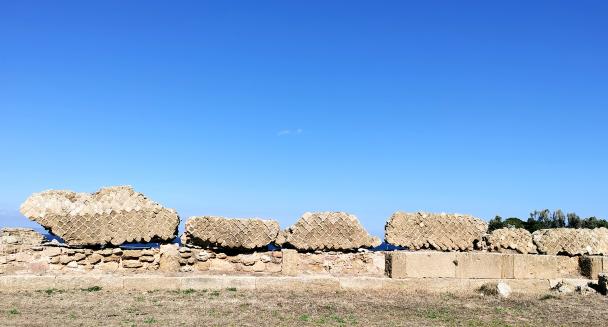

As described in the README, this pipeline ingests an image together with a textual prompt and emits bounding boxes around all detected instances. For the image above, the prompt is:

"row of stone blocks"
[2,249,607,294]
[15,186,608,255]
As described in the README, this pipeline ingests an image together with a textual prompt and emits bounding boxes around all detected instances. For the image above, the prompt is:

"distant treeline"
[488,209,608,233]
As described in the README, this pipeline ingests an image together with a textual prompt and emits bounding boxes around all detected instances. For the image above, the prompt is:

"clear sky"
[1,1,607,237]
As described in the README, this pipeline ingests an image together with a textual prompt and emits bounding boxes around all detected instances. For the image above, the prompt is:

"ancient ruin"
[2,189,608,296]
[385,212,487,251]
[282,212,381,251]
[532,228,608,256]
[182,216,280,249]
[19,186,179,246]
[487,227,537,254]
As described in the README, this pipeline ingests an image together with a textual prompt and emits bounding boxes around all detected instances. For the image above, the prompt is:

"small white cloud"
[277,128,303,136]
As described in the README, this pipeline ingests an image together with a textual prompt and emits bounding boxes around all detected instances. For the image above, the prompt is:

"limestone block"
[385,212,487,251]
[209,259,235,271]
[386,251,457,278]
[455,253,514,279]
[122,260,143,269]
[283,212,380,251]
[183,216,279,249]
[532,228,608,256]
[281,249,299,276]
[513,254,580,279]
[159,244,180,272]
[487,228,537,254]
[20,186,179,246]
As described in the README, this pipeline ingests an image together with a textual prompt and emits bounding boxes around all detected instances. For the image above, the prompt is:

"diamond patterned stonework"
[20,186,179,246]
[532,228,608,256]
[283,212,381,251]
[182,216,280,249]
[487,228,537,254]
[385,212,488,251]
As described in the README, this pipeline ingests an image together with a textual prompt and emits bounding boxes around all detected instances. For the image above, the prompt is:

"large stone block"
[532,228,608,256]
[455,253,514,279]
[385,212,487,251]
[513,254,580,279]
[487,228,537,254]
[182,216,279,249]
[386,251,457,278]
[283,212,380,251]
[20,186,179,246]
[281,249,299,276]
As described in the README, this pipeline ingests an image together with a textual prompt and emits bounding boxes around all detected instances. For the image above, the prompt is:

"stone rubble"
[182,216,280,249]
[282,212,381,251]
[20,186,180,246]
[1,228,46,254]
[385,212,487,251]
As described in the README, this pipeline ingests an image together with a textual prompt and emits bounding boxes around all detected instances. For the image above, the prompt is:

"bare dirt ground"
[1,287,607,326]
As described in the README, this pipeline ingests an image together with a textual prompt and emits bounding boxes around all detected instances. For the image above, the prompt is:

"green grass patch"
[144,317,157,324]
[299,314,310,322]
[7,308,20,316]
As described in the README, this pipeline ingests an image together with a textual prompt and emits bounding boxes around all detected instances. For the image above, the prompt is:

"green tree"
[567,212,581,228]
[504,217,525,229]
[551,209,566,228]
[488,215,504,232]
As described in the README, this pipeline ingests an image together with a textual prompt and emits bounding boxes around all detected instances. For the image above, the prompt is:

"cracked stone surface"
[20,186,179,246]
[283,212,381,251]
[183,216,280,249]
[532,228,608,256]
[385,212,488,251]
[487,228,537,254]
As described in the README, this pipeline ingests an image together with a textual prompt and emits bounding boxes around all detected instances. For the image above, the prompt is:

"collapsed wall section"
[385,212,487,251]
[182,216,280,249]
[282,212,381,251]
[19,186,180,246]
[532,228,608,256]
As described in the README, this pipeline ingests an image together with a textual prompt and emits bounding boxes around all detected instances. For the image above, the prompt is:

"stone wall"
[5,187,608,295]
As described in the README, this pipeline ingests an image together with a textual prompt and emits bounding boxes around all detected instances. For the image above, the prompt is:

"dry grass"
[1,288,607,326]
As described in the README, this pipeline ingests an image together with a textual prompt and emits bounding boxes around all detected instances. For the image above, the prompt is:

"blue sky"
[1,1,607,237]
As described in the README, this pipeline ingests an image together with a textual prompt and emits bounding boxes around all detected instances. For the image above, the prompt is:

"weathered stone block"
[183,216,280,249]
[387,251,456,278]
[281,249,299,276]
[513,254,580,279]
[159,244,180,273]
[20,186,179,246]
[283,212,380,251]
[455,253,514,279]
[385,212,487,251]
